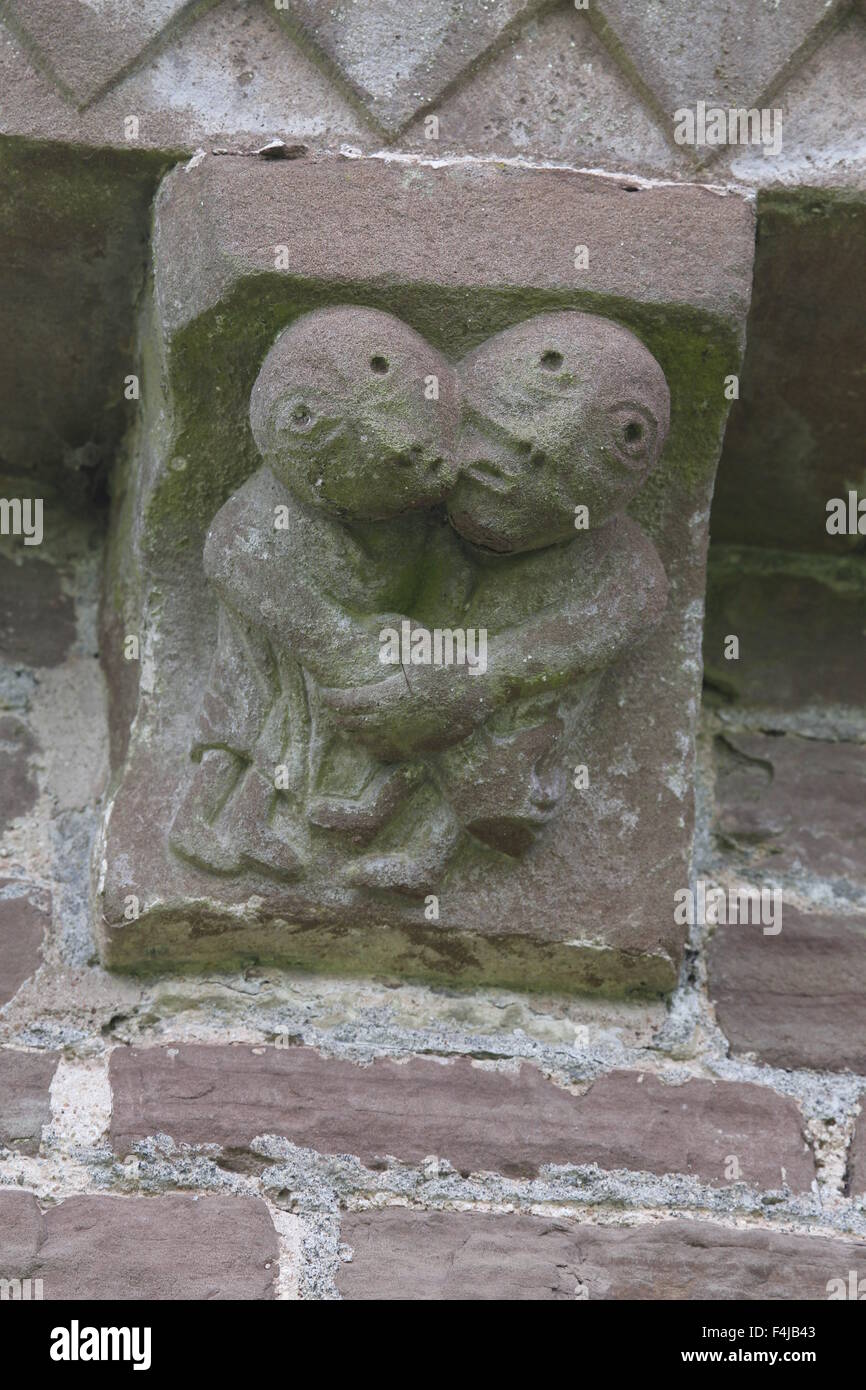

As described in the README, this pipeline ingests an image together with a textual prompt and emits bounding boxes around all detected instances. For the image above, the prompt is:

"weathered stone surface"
[0,715,37,833]
[96,153,753,993]
[708,904,866,1073]
[0,552,76,669]
[713,733,866,891]
[714,13,866,191]
[0,0,366,152]
[273,0,537,135]
[0,0,197,107]
[403,4,679,176]
[0,882,49,1007]
[571,1071,813,1190]
[0,1049,58,1152]
[109,1045,812,1189]
[338,1210,866,1300]
[0,0,860,194]
[151,154,755,331]
[0,1191,277,1299]
[712,189,866,553]
[704,553,866,711]
[593,0,847,161]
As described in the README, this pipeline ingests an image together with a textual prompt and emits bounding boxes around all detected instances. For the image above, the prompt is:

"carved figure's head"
[250,306,459,519]
[448,311,670,552]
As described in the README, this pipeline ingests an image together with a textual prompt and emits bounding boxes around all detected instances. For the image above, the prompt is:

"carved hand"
[320,663,494,759]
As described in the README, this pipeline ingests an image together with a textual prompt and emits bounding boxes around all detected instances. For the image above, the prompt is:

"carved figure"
[169,307,670,894]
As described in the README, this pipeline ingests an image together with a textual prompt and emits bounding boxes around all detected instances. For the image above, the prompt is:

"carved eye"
[370,355,389,374]
[609,404,656,465]
[540,350,563,371]
[290,404,314,430]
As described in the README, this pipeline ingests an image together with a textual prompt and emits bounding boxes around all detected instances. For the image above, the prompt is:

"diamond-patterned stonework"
[0,0,211,106]
[274,0,540,134]
[594,0,848,153]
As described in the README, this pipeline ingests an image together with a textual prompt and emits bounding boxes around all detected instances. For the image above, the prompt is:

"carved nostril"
[370,355,389,374]
[624,421,643,444]
[540,350,563,370]
[394,446,423,468]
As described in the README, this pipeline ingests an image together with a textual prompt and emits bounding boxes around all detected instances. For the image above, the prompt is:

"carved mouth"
[461,459,514,493]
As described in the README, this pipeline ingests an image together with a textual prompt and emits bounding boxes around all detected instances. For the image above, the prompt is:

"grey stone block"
[271,0,538,136]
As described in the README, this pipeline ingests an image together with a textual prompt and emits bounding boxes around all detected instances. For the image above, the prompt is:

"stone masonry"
[0,0,864,1302]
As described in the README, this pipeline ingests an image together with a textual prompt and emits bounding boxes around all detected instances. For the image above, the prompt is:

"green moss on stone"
[143,272,742,555]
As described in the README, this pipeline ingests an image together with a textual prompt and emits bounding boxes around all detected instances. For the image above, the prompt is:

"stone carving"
[96,155,754,987]
[168,306,670,895]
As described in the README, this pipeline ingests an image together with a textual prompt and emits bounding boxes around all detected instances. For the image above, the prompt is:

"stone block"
[712,13,866,191]
[593,0,846,159]
[708,904,866,1073]
[0,551,76,670]
[0,1190,41,1270]
[401,5,680,177]
[271,0,537,136]
[0,0,367,153]
[0,1191,277,1300]
[109,1045,812,1189]
[713,733,866,892]
[0,1049,58,1152]
[1,0,197,107]
[850,1100,866,1197]
[0,715,38,834]
[0,882,49,1006]
[337,1210,866,1300]
[96,152,753,992]
[704,552,866,712]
